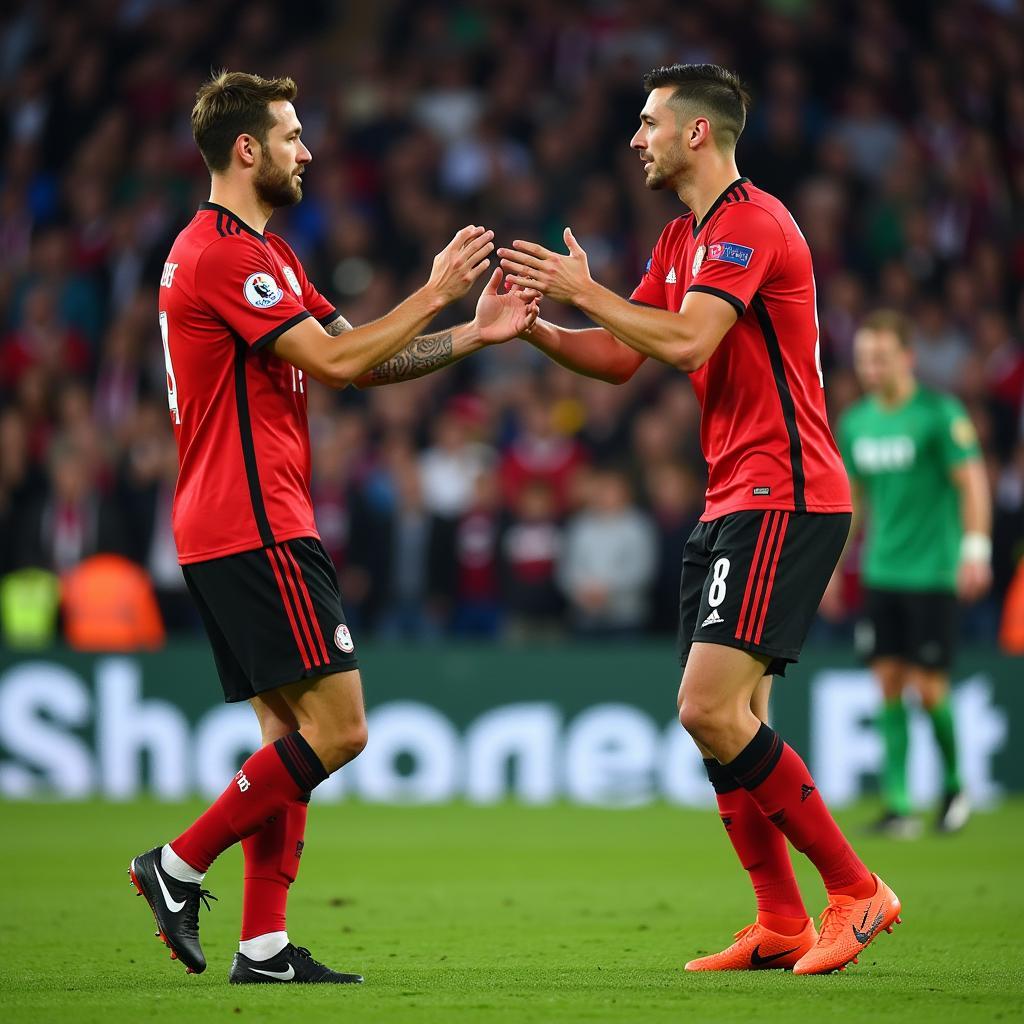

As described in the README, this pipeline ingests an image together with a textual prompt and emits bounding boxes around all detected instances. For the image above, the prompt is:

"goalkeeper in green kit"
[823,310,992,837]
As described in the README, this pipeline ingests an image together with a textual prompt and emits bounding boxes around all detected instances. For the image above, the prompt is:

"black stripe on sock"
[703,757,740,794]
[726,723,784,791]
[273,736,312,789]
[288,731,328,788]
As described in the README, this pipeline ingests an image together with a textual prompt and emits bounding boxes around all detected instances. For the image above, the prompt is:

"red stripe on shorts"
[735,512,775,642]
[741,511,784,644]
[275,546,323,667]
[752,512,790,645]
[282,545,330,664]
[266,547,313,670]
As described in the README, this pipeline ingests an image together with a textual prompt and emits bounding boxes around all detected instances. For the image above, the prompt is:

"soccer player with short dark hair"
[499,63,900,975]
[825,309,991,837]
[129,70,537,984]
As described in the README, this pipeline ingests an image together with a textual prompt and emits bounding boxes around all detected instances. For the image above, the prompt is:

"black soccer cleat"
[229,943,364,984]
[128,846,217,974]
[936,789,971,833]
[865,810,922,840]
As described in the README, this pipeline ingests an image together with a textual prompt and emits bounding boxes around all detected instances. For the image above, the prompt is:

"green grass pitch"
[3,799,1023,1022]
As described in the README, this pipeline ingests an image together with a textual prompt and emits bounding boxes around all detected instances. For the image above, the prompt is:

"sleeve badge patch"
[692,245,706,277]
[244,272,284,308]
[282,266,303,296]
[708,242,754,268]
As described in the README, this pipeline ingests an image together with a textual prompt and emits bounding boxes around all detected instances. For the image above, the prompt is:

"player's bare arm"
[324,314,354,336]
[952,457,993,601]
[269,224,495,388]
[354,268,539,387]
[499,228,736,373]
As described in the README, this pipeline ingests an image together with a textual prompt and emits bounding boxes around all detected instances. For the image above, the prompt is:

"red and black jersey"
[631,178,851,521]
[159,202,338,564]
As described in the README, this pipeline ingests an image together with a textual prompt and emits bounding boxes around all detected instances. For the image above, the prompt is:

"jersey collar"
[692,177,750,239]
[199,202,268,244]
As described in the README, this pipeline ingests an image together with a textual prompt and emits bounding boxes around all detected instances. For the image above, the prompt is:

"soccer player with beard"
[129,71,537,984]
[499,63,901,975]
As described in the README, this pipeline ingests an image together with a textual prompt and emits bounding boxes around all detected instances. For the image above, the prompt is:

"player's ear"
[236,133,259,169]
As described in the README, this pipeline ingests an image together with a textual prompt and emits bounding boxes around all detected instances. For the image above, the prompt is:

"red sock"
[704,759,808,932]
[241,793,310,939]
[172,733,326,873]
[725,724,874,899]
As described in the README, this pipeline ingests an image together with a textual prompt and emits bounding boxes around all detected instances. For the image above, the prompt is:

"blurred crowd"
[0,0,1022,646]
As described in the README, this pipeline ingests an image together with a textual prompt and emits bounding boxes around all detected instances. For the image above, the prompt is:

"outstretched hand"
[498,227,593,306]
[473,267,540,344]
[428,224,495,305]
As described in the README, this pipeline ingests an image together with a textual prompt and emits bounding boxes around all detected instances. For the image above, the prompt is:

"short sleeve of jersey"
[687,204,786,317]
[630,234,669,310]
[269,235,338,326]
[196,237,313,349]
[935,395,981,469]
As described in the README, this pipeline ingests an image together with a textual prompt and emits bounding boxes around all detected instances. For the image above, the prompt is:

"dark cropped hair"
[191,70,298,173]
[642,63,751,150]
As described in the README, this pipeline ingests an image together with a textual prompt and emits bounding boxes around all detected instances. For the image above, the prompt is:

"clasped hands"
[465,227,593,346]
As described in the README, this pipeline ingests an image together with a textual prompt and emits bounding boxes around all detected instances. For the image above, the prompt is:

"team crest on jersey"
[692,245,706,277]
[334,623,354,653]
[708,242,754,268]
[243,272,284,308]
[282,265,303,296]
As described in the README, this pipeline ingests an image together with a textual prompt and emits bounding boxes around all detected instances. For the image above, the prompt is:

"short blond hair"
[191,70,297,173]
[860,309,912,348]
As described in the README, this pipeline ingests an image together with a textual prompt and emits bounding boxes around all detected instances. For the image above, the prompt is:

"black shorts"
[182,537,359,703]
[856,587,957,671]
[677,510,851,676]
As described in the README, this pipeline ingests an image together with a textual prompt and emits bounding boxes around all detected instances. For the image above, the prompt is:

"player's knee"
[308,718,368,773]
[678,699,716,744]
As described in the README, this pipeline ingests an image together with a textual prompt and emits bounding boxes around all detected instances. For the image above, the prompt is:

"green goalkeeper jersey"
[837,386,980,592]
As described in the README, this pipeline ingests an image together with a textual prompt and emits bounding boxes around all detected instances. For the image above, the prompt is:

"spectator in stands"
[558,469,656,639]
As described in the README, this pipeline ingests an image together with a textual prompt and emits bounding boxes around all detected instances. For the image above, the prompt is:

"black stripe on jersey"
[199,202,269,245]
[317,308,340,326]
[737,182,750,201]
[686,284,745,318]
[693,177,750,238]
[252,310,312,351]
[233,336,275,547]
[215,212,226,237]
[751,295,806,512]
[629,299,663,309]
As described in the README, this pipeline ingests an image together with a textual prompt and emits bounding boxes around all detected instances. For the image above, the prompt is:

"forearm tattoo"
[369,330,455,383]
[325,314,354,336]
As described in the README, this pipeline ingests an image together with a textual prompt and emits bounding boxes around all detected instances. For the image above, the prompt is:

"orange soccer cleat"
[685,918,817,971]
[792,873,901,975]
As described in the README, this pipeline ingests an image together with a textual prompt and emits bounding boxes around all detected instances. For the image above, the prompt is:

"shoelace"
[196,888,218,913]
[731,923,758,943]
[292,945,329,970]
[816,899,847,945]
[183,887,218,932]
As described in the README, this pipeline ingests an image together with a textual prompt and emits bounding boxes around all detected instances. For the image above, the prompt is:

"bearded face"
[254,145,303,208]
[643,134,690,191]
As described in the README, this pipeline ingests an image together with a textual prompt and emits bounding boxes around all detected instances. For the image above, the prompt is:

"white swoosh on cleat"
[155,868,186,913]
[249,965,295,981]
